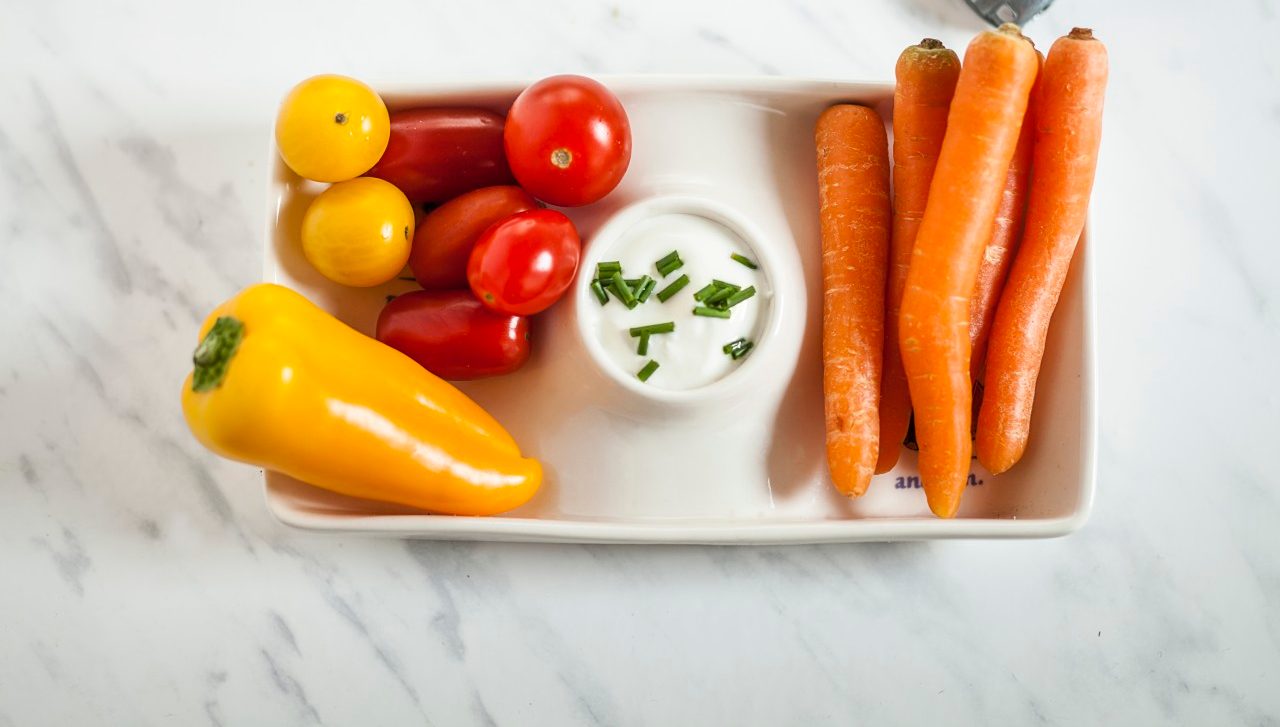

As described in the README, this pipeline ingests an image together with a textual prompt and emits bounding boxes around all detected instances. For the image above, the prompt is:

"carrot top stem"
[919,38,944,50]
[1070,27,1096,40]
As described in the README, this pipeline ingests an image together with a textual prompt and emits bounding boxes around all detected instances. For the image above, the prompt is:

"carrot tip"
[927,495,961,519]
[996,22,1024,36]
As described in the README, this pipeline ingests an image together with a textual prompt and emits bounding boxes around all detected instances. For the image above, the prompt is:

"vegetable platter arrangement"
[182,24,1105,543]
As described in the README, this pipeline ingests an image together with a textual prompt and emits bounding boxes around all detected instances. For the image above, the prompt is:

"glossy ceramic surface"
[263,76,1096,543]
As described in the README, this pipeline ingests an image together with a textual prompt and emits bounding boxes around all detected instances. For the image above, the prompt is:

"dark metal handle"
[963,0,1055,26]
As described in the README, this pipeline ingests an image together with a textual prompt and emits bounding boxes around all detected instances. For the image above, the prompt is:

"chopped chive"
[637,333,650,356]
[693,283,717,302]
[655,251,684,278]
[629,321,675,337]
[610,271,636,307]
[693,306,731,319]
[723,337,754,359]
[637,359,659,382]
[655,274,690,302]
[590,280,609,305]
[597,261,622,276]
[630,274,652,297]
[638,277,657,303]
[656,258,685,277]
[711,279,740,290]
[725,285,756,308]
[731,253,758,270]
[704,286,739,306]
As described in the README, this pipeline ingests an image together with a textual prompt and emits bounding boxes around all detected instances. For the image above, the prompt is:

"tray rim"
[261,74,1097,544]
[263,479,1094,543]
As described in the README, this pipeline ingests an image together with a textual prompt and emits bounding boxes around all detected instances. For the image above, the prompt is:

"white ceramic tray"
[262,76,1096,544]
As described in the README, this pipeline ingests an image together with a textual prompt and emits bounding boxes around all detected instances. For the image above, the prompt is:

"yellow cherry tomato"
[275,75,390,183]
[301,178,414,287]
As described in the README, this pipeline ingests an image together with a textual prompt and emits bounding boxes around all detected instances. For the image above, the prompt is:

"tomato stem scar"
[551,148,572,168]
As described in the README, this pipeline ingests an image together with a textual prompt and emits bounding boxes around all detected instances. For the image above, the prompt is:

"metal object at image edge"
[964,0,1055,25]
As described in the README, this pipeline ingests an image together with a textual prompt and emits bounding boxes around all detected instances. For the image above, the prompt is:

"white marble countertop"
[3,0,1278,724]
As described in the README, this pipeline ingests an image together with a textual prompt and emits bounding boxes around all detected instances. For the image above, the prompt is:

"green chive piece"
[590,280,609,305]
[704,286,739,306]
[693,306,731,319]
[723,338,754,359]
[655,274,690,302]
[637,333,650,356]
[630,275,652,301]
[610,271,636,307]
[597,261,622,277]
[693,283,717,302]
[629,322,675,337]
[711,279,740,290]
[731,253,758,270]
[656,258,685,277]
[655,251,684,277]
[725,285,756,308]
[637,359,660,382]
[637,277,656,303]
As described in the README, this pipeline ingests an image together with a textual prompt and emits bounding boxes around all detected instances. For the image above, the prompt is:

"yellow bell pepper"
[181,284,541,516]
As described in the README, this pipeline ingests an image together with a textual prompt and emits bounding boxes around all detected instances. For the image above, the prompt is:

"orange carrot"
[969,50,1042,380]
[877,38,960,474]
[977,28,1108,474]
[898,24,1038,518]
[815,104,891,498]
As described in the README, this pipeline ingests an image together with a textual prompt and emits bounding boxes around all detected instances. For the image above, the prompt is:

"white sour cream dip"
[581,212,771,391]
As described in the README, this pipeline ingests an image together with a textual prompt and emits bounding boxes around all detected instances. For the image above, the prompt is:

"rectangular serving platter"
[263,76,1096,544]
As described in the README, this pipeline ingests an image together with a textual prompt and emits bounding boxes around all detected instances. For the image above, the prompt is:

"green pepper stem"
[191,316,245,393]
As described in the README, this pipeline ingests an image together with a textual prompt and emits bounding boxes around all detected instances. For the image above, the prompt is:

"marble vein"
[27,82,133,294]
[318,582,432,721]
[30,527,91,597]
[261,649,324,725]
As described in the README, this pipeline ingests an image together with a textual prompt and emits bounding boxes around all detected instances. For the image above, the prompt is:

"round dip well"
[578,199,773,393]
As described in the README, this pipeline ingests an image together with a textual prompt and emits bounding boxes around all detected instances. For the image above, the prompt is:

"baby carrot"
[898,24,1038,518]
[815,104,891,498]
[877,38,960,474]
[977,28,1108,474]
[969,49,1042,380]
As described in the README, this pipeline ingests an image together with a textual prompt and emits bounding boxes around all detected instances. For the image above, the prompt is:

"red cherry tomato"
[468,209,581,316]
[411,186,538,290]
[376,290,530,380]
[504,75,631,207]
[367,108,515,203]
